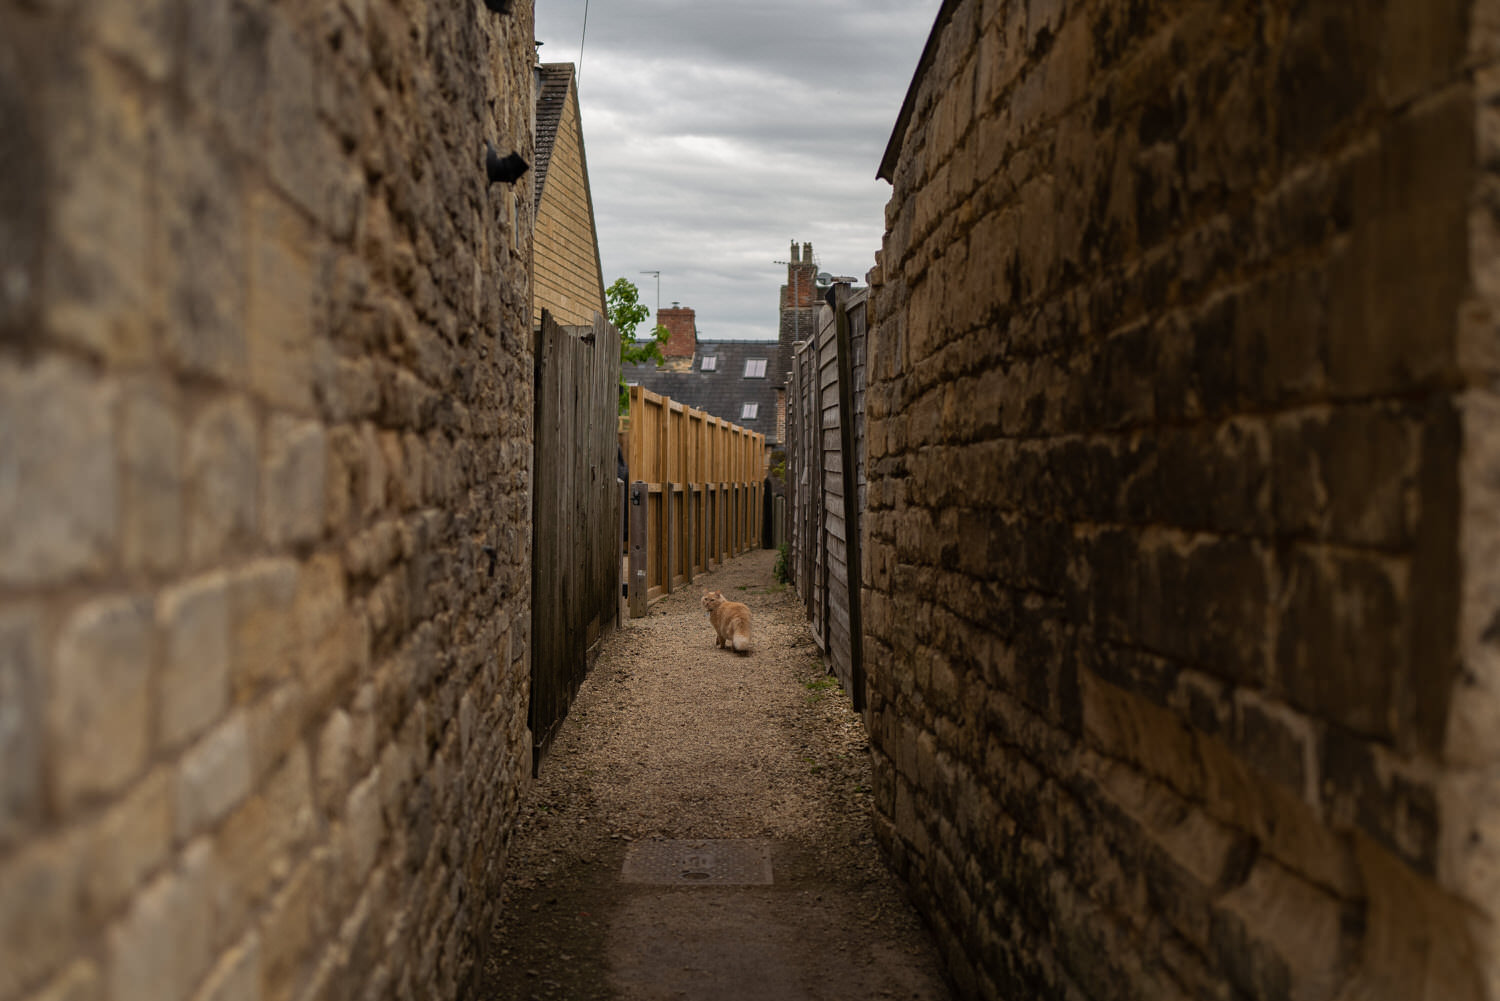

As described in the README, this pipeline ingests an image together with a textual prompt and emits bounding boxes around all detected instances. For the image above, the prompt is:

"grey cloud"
[537,0,937,340]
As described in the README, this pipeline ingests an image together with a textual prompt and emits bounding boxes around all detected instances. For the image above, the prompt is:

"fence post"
[684,484,695,585]
[663,482,675,595]
[629,481,648,618]
[835,291,866,711]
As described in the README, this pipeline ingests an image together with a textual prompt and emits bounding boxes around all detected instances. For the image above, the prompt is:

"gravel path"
[481,548,953,1000]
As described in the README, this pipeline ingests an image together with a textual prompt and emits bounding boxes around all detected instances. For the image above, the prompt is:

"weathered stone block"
[90,0,174,82]
[158,572,233,751]
[0,29,45,341]
[159,123,248,384]
[229,558,299,701]
[120,382,185,574]
[0,607,43,848]
[42,55,154,364]
[1083,673,1205,802]
[1451,389,1500,765]
[0,833,83,1000]
[107,841,215,1001]
[1381,0,1468,106]
[246,191,315,413]
[191,932,260,1001]
[246,683,306,784]
[26,960,101,1001]
[48,595,154,811]
[183,0,269,144]
[1278,546,1404,741]
[335,772,385,900]
[1210,855,1348,1001]
[259,851,330,1001]
[1271,406,1416,549]
[1327,87,1469,397]
[0,357,119,586]
[1232,690,1316,804]
[216,744,314,927]
[187,398,259,566]
[267,15,336,226]
[261,416,328,548]
[177,712,253,841]
[1320,729,1439,873]
[316,710,354,818]
[83,769,171,923]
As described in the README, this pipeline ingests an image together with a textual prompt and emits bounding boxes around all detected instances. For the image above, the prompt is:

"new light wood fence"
[531,312,621,769]
[621,385,766,616]
[787,284,868,710]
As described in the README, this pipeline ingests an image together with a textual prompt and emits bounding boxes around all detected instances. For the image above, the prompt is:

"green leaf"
[609,279,669,414]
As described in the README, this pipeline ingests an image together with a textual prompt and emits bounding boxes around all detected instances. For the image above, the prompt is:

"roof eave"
[877,0,964,183]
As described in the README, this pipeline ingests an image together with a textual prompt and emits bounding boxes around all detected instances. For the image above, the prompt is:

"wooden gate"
[786,284,868,710]
[531,311,621,770]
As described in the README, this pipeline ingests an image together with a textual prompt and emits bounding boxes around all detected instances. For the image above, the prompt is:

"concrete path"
[479,549,953,1001]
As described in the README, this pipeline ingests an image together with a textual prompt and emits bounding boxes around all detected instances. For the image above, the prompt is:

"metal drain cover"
[620,839,773,886]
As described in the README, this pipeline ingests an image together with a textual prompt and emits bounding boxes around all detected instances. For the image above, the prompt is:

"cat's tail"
[732,626,750,653]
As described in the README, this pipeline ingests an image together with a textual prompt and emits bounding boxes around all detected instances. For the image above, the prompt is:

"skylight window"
[744,359,767,378]
[741,403,759,420]
[701,356,717,371]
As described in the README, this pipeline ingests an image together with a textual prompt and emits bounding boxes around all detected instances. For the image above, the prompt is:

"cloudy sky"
[534,0,942,341]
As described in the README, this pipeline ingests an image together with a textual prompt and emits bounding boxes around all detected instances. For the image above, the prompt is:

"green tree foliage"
[607,277,670,413]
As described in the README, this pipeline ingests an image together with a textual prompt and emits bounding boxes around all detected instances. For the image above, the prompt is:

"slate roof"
[533,63,574,211]
[624,340,784,445]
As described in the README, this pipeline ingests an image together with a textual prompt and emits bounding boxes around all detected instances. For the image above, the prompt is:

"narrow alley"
[7,1,1500,1000]
[483,549,950,1000]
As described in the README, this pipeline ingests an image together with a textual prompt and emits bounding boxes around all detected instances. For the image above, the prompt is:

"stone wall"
[866,1,1500,998]
[0,2,537,1000]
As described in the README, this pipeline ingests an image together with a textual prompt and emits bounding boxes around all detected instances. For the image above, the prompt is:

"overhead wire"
[577,0,590,86]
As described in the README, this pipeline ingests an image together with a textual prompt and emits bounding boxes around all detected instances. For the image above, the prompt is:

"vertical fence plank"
[629,481,648,618]
[834,288,865,712]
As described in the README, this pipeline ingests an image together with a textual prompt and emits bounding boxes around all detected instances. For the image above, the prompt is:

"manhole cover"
[620,839,773,886]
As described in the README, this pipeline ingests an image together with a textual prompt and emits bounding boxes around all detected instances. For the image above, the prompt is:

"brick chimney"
[778,242,821,379]
[659,303,697,358]
[782,241,819,311]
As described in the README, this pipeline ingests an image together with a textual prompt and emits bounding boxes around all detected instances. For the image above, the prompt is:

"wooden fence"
[786,284,868,710]
[531,311,621,769]
[621,385,766,616]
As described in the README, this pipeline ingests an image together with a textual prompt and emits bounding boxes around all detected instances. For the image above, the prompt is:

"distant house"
[623,304,783,446]
[532,62,606,327]
[622,242,842,449]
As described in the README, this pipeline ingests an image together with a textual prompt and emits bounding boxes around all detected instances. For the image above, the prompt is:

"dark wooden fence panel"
[531,311,621,770]
[787,284,868,710]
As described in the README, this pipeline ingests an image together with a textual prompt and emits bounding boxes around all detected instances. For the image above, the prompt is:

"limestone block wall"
[0,1,536,1000]
[867,1,1500,998]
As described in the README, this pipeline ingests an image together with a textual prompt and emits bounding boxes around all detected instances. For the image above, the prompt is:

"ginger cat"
[701,590,751,653]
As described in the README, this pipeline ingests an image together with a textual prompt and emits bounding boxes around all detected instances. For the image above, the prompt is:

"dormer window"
[741,403,759,420]
[701,356,717,371]
[744,359,767,378]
